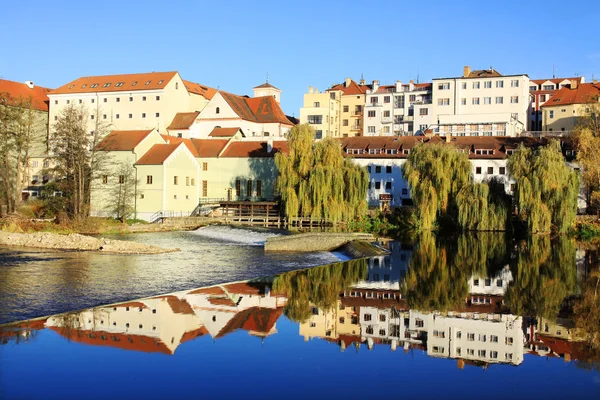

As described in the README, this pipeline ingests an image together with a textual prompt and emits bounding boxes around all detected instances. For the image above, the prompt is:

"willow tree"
[508,140,579,233]
[275,124,368,222]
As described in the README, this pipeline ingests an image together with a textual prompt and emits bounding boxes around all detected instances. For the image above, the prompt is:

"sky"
[2,0,599,117]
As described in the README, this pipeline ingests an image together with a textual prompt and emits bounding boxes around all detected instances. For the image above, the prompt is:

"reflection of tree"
[272,259,368,323]
[505,236,577,320]
[574,269,600,351]
[403,232,469,311]
[454,232,511,277]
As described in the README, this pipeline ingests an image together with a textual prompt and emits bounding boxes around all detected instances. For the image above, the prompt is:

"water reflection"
[3,234,598,375]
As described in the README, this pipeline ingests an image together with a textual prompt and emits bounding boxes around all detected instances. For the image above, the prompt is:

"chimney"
[463,66,471,78]
[395,80,402,92]
[372,80,379,92]
[593,79,598,84]
[345,77,352,88]
[25,81,34,89]
[409,80,415,91]
[571,80,578,90]
[308,86,313,94]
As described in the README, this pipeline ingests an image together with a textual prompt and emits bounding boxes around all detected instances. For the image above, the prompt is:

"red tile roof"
[208,297,238,307]
[95,129,155,151]
[220,141,288,158]
[183,80,217,100]
[50,71,178,95]
[189,139,230,157]
[0,79,52,112]
[209,127,242,137]
[542,83,600,107]
[160,135,200,157]
[328,79,371,95]
[167,112,200,130]
[179,326,209,344]
[220,92,294,125]
[215,307,283,338]
[465,69,503,78]
[188,286,227,295]
[135,143,180,165]
[531,77,583,86]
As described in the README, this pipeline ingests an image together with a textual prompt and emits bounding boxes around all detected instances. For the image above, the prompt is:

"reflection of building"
[353,243,410,291]
[468,265,513,296]
[45,281,286,354]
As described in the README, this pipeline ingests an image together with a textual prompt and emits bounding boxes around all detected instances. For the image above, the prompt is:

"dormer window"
[90,83,98,88]
[115,82,124,87]
[475,149,494,155]
[102,83,111,88]
[402,149,410,155]
[81,84,87,89]
[386,149,398,155]
[69,85,75,89]
[131,81,137,86]
[158,80,164,85]
[145,81,151,85]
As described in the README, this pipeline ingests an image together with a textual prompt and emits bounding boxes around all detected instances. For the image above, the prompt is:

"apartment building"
[541,81,600,133]
[431,66,530,137]
[300,78,371,138]
[364,80,433,136]
[47,71,216,136]
[529,77,584,131]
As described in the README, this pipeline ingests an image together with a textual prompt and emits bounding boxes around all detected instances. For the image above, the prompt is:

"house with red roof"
[540,81,600,133]
[529,77,584,131]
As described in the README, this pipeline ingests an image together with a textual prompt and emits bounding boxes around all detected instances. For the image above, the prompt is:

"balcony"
[350,125,361,131]
[365,102,383,107]
[352,111,363,116]
[410,100,432,105]
[381,117,393,124]
[394,102,404,108]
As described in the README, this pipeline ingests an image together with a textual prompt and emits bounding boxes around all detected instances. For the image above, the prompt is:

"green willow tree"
[272,259,368,323]
[508,140,579,233]
[275,124,368,222]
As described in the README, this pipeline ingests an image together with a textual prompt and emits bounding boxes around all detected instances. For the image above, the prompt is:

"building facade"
[529,77,584,131]
[541,81,600,133]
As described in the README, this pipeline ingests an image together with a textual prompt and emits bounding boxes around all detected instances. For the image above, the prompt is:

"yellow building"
[541,81,600,133]
[331,78,371,137]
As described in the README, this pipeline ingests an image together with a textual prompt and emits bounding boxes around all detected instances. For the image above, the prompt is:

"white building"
[468,265,513,296]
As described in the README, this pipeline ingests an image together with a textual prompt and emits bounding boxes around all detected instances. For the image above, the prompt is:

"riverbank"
[0,231,178,254]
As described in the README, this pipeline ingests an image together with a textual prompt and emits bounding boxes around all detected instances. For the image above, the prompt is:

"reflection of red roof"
[216,307,283,338]
[48,326,173,354]
[341,294,406,310]
[153,295,195,315]
[0,318,47,340]
[208,297,238,307]
[222,282,265,295]
[0,79,51,111]
[135,143,180,165]
[117,301,148,310]
[167,112,200,130]
[537,334,588,361]
[188,286,227,295]
[50,71,177,95]
[179,326,209,344]
[96,130,155,151]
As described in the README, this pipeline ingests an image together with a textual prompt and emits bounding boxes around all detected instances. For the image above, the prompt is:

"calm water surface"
[1,231,599,399]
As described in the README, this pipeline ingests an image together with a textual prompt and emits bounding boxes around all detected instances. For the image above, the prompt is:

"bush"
[577,222,600,241]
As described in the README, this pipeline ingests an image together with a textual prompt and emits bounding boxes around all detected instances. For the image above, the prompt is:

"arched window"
[216,107,220,114]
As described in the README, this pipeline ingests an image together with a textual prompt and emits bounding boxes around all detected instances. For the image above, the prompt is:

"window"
[496,96,503,104]
[146,175,153,184]
[419,108,428,116]
[383,110,390,117]
[202,180,207,197]
[155,113,160,117]
[484,81,492,88]
[511,96,519,104]
[461,98,466,105]
[91,98,95,103]
[343,119,348,126]
[156,96,160,101]
[490,335,499,343]
[497,279,503,287]
[191,178,195,186]
[115,114,120,119]
[415,319,424,328]
[368,126,375,133]
[202,162,208,171]
[247,179,253,196]
[385,181,392,190]
[402,188,408,195]
[103,98,107,103]
[438,82,450,90]
[484,97,491,104]
[142,96,146,101]
[385,166,392,174]
[476,167,481,174]
[216,107,220,114]
[102,175,108,184]
[383,126,390,133]
[472,97,480,105]
[116,97,120,102]
[102,83,111,88]
[368,110,376,117]
[307,115,322,124]
[375,182,381,189]
[128,114,132,119]
[511,79,519,87]
[467,349,475,356]
[315,130,323,139]
[342,105,349,112]
[496,80,504,88]
[499,167,506,175]
[549,110,554,119]
[384,96,390,103]
[141,113,146,118]
[438,98,450,106]
[256,180,262,197]
[473,82,480,89]
[313,102,320,107]
[467,333,475,341]
[478,349,487,357]
[487,167,493,174]
[375,166,381,173]
[364,314,372,322]
[235,180,241,197]
[456,331,462,339]
[174,176,178,185]
[186,177,190,186]
[118,175,125,184]
[506,337,514,345]
[462,82,467,89]
[66,100,70,104]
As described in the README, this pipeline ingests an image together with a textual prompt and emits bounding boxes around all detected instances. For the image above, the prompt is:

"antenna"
[266,72,269,83]
[552,64,555,79]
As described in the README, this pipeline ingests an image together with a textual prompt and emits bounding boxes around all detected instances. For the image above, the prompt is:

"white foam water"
[191,225,283,245]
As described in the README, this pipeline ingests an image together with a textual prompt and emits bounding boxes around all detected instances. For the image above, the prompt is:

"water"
[1,232,599,399]
[0,226,342,324]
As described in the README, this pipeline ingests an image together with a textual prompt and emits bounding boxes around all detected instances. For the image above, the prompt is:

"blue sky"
[2,0,599,116]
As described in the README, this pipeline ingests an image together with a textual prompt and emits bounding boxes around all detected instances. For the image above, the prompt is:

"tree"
[105,161,138,221]
[572,100,600,216]
[0,91,42,213]
[574,270,600,350]
[49,104,109,219]
[508,140,579,233]
[275,124,368,222]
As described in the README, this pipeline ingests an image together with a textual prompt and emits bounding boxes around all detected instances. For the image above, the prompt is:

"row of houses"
[300,66,600,138]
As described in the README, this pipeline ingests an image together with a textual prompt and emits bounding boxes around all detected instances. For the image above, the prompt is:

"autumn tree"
[508,140,579,233]
[574,269,600,350]
[275,124,369,222]
[0,91,43,213]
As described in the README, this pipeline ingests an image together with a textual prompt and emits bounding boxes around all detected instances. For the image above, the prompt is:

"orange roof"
[208,297,238,307]
[222,282,266,295]
[0,79,52,111]
[179,326,209,344]
[465,69,503,78]
[167,112,200,130]
[542,83,600,107]
[95,129,155,151]
[188,286,227,295]
[183,80,217,100]
[189,139,230,157]
[531,77,583,86]
[220,141,288,158]
[209,127,242,137]
[49,71,178,95]
[160,135,200,157]
[253,82,280,90]
[328,79,371,95]
[220,92,294,125]
[135,143,180,165]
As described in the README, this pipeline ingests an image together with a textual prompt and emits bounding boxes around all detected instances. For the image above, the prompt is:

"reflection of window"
[467,333,475,341]
[456,331,462,339]
[339,317,345,324]
[491,335,499,343]
[379,329,386,336]
[366,326,374,334]
[379,314,386,322]
[415,319,424,328]
[311,307,319,315]
[364,314,372,322]
[467,349,474,356]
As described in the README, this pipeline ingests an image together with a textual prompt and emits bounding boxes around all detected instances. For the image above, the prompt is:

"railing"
[350,125,361,131]
[381,117,393,124]
[394,102,404,108]
[352,111,363,116]
[520,130,572,138]
[365,102,383,107]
